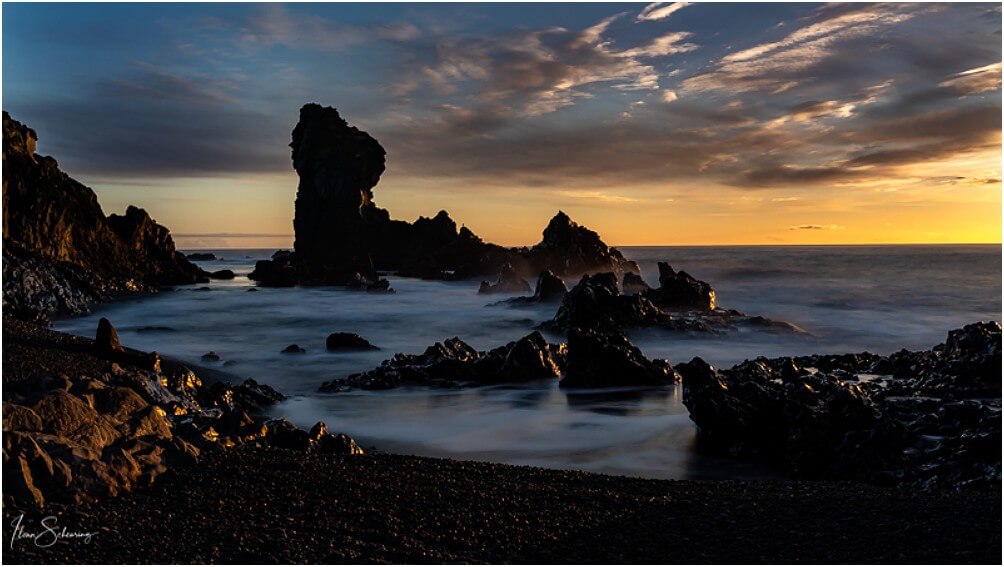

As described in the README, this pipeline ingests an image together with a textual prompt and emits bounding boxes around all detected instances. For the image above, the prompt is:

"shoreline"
[4,445,1000,563]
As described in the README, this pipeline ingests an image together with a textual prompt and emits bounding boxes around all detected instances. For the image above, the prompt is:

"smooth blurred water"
[53,245,1001,480]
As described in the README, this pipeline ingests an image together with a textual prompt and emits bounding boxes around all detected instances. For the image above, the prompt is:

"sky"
[3,2,1001,248]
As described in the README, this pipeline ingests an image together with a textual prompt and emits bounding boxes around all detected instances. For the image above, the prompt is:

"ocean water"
[54,245,1001,480]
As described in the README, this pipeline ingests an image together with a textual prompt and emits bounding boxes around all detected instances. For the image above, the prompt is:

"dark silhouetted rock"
[531,270,569,302]
[201,352,221,362]
[209,269,236,280]
[308,421,328,441]
[317,432,364,455]
[326,332,378,351]
[281,344,306,354]
[622,272,650,294]
[546,273,680,333]
[320,331,566,391]
[643,262,716,311]
[524,211,639,277]
[185,252,216,261]
[2,112,208,319]
[95,318,124,354]
[677,321,1003,489]
[478,263,532,295]
[561,328,676,388]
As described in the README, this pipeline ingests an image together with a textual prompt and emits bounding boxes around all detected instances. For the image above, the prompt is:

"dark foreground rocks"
[545,272,799,334]
[678,321,1002,490]
[250,104,638,286]
[2,317,361,508]
[4,446,999,564]
[2,112,207,321]
[561,328,677,388]
[320,332,566,391]
[478,263,531,295]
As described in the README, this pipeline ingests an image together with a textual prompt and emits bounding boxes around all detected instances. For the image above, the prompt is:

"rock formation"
[478,263,532,295]
[319,331,567,391]
[561,328,677,388]
[677,321,1002,489]
[2,112,207,320]
[251,104,643,286]
[644,262,716,311]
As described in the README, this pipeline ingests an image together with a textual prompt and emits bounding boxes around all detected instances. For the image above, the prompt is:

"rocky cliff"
[2,112,207,319]
[253,103,637,286]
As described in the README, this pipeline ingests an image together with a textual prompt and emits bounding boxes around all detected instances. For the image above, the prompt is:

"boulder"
[531,270,569,302]
[561,328,676,388]
[546,273,675,333]
[326,332,378,351]
[643,262,716,311]
[281,344,306,354]
[209,269,236,280]
[95,317,124,354]
[317,433,364,455]
[201,352,221,362]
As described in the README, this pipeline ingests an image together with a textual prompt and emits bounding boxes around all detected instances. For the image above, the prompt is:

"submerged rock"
[320,331,566,391]
[209,269,236,280]
[281,344,306,354]
[478,263,532,295]
[677,322,1003,489]
[643,263,716,311]
[622,272,650,295]
[562,328,676,388]
[326,333,378,351]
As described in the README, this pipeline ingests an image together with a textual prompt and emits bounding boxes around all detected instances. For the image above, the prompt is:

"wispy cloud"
[789,224,846,230]
[636,2,690,22]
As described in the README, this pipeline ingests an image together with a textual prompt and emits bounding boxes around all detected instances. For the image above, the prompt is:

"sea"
[54,245,1002,480]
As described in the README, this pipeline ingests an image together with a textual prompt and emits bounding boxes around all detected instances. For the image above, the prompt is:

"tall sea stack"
[291,103,387,282]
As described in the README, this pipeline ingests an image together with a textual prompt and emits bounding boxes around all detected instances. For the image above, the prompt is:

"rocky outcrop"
[2,112,207,320]
[643,263,716,311]
[251,104,642,286]
[478,263,532,295]
[185,252,217,261]
[545,272,799,335]
[209,270,235,280]
[319,331,566,391]
[524,211,638,277]
[678,322,1002,489]
[561,328,677,388]
[2,318,361,508]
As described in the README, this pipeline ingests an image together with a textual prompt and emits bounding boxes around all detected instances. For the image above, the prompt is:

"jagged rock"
[524,211,639,277]
[95,317,124,354]
[545,273,678,333]
[281,344,306,354]
[478,263,532,295]
[317,432,364,455]
[248,250,298,287]
[320,331,566,391]
[209,269,236,280]
[2,112,207,319]
[643,262,716,311]
[532,270,569,302]
[308,421,328,441]
[677,322,1003,489]
[561,328,676,388]
[326,332,378,351]
[622,272,650,294]
[185,252,217,261]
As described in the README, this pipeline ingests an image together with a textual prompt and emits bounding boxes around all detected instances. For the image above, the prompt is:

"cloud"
[661,90,679,103]
[240,4,421,52]
[682,4,927,94]
[396,13,696,118]
[636,2,690,22]
[939,62,1003,95]
[789,224,846,230]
